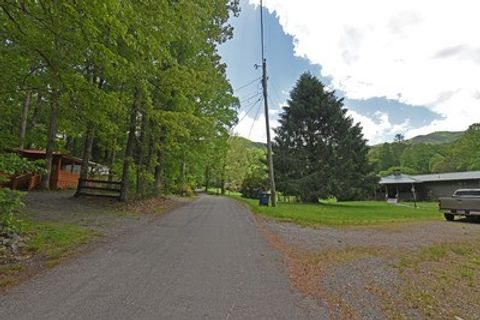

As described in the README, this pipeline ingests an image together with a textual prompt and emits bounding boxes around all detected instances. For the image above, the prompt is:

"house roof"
[413,171,480,183]
[380,171,480,185]
[380,174,419,184]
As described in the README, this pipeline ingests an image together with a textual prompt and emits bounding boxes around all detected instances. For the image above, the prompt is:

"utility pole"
[260,0,277,207]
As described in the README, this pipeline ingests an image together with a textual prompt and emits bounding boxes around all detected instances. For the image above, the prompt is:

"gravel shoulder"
[261,216,480,319]
[266,219,480,252]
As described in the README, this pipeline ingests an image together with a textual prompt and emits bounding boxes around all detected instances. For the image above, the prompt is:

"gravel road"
[0,195,320,320]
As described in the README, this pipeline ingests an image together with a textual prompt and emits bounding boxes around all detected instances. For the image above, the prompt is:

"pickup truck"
[439,189,480,221]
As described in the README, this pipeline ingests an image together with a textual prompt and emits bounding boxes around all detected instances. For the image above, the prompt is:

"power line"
[248,99,263,138]
[234,77,262,93]
[239,94,262,112]
[268,79,285,107]
[239,91,262,104]
[237,97,262,124]
[267,96,278,114]
[228,97,262,139]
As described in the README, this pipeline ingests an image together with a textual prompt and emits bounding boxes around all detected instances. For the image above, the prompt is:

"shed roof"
[380,171,480,185]
[13,149,87,166]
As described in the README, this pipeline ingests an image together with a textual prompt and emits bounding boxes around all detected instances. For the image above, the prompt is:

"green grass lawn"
[1,219,97,288]
[23,220,98,263]
[231,196,441,226]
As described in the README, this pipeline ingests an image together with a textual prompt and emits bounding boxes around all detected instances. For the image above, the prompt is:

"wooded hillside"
[369,125,480,176]
[406,131,464,145]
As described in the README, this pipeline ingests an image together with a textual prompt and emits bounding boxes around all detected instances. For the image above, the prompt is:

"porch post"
[411,183,417,208]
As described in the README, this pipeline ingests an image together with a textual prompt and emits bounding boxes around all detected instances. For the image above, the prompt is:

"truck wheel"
[444,213,455,221]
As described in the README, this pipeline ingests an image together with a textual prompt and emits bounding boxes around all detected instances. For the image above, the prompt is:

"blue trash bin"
[259,192,270,206]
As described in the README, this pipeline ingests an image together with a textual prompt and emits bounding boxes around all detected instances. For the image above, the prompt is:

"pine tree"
[273,73,376,202]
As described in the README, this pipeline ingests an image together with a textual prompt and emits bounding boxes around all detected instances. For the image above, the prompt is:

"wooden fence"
[0,173,41,190]
[75,178,121,199]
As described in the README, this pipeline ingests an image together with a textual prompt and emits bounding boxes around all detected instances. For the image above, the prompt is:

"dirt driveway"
[24,191,153,230]
[262,217,480,319]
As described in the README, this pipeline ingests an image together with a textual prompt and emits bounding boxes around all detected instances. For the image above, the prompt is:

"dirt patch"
[119,196,183,215]
[21,191,191,234]
[258,216,480,319]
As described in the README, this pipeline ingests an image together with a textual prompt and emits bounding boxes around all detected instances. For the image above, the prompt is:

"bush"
[176,183,194,197]
[0,188,24,232]
[0,153,45,177]
[379,166,417,177]
[240,172,268,199]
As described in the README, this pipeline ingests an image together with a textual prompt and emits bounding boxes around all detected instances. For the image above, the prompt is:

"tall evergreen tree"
[273,73,376,202]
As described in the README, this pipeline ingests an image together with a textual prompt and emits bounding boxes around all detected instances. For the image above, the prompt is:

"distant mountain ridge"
[230,136,266,150]
[238,130,464,149]
[406,131,464,145]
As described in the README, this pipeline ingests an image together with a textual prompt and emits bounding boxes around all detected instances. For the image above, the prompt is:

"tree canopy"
[0,0,240,200]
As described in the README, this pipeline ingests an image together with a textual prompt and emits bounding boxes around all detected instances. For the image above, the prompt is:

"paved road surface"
[0,195,319,319]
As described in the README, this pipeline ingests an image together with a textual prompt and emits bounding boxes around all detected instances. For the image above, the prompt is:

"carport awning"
[380,174,419,185]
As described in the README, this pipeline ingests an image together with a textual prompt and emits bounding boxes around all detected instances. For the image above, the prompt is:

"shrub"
[0,153,45,177]
[240,172,268,199]
[0,188,24,233]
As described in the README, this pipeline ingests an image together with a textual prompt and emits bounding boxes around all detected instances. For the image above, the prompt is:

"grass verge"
[0,220,97,289]
[230,195,440,226]
[394,240,480,319]
[24,220,98,264]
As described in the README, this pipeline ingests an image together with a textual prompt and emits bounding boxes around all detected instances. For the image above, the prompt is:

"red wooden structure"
[6,149,90,190]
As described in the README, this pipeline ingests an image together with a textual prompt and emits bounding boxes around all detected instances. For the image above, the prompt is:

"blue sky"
[219,0,480,144]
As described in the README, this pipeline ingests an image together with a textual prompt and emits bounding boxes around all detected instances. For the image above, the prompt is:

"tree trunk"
[19,90,31,149]
[135,112,148,197]
[75,127,94,197]
[41,90,59,190]
[154,149,163,196]
[119,88,139,202]
[27,93,42,149]
[108,139,117,182]
[220,159,227,195]
[180,160,187,196]
[204,165,210,192]
[145,132,154,175]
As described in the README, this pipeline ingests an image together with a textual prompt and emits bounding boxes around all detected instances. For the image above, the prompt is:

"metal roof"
[380,171,480,185]
[413,171,480,183]
[380,174,419,184]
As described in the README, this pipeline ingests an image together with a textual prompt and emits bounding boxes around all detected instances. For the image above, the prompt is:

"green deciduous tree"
[0,0,240,200]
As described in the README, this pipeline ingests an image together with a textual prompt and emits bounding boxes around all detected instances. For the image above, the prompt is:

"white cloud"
[234,109,279,143]
[347,110,409,144]
[251,0,480,139]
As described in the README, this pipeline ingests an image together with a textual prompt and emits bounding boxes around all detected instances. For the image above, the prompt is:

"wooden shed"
[13,149,89,190]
